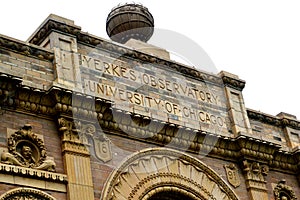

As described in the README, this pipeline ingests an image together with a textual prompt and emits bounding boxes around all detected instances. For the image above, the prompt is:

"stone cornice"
[235,135,281,162]
[27,15,227,86]
[1,76,300,173]
[0,34,54,62]
[221,76,245,91]
[247,109,300,130]
[0,73,22,108]
[0,163,67,183]
[27,15,81,45]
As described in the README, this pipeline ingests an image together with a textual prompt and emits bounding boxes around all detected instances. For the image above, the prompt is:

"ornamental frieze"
[247,109,300,130]
[0,35,54,61]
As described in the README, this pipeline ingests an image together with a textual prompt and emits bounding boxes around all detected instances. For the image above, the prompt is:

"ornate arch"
[102,148,239,200]
[0,187,56,200]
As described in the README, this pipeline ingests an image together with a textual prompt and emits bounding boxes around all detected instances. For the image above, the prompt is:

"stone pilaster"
[242,160,269,200]
[58,117,94,200]
[219,71,252,136]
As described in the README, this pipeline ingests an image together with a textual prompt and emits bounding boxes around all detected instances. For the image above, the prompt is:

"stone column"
[58,117,94,200]
[242,160,269,200]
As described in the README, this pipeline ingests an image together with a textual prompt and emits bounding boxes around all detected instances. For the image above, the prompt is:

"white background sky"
[0,0,299,119]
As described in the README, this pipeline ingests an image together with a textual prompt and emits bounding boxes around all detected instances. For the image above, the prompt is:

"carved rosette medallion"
[274,180,297,200]
[0,124,56,171]
[224,164,241,188]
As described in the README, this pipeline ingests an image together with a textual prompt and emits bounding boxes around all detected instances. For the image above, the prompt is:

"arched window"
[148,190,195,200]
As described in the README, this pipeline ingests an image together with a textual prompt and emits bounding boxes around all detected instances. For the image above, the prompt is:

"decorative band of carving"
[129,172,213,200]
[61,141,90,156]
[247,109,300,130]
[0,35,54,61]
[0,163,67,183]
[28,19,81,45]
[141,183,204,200]
[0,187,56,200]
[102,147,239,200]
[221,76,245,91]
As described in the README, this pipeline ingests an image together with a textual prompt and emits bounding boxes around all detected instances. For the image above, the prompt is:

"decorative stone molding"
[15,86,56,116]
[247,109,300,130]
[27,15,226,86]
[242,160,269,200]
[0,35,54,61]
[0,73,21,107]
[0,163,67,183]
[1,75,300,173]
[274,180,297,200]
[0,124,56,171]
[236,135,280,162]
[0,187,56,200]
[221,75,246,91]
[242,160,268,184]
[102,147,239,200]
[58,117,89,156]
[58,117,112,162]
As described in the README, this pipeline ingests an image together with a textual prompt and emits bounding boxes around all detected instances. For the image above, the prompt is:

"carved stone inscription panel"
[76,50,230,135]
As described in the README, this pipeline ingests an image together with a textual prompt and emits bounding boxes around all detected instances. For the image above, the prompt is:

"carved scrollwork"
[0,187,56,200]
[102,148,239,200]
[242,160,268,182]
[274,180,297,200]
[0,124,56,171]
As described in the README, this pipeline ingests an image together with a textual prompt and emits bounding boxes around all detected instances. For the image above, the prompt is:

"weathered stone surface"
[0,13,299,200]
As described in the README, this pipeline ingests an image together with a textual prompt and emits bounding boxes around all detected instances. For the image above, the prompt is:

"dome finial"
[106,3,154,44]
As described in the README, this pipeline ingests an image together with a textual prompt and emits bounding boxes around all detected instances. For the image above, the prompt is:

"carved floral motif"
[274,180,297,200]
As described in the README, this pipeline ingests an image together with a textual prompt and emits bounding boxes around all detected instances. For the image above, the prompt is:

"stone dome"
[106,3,154,44]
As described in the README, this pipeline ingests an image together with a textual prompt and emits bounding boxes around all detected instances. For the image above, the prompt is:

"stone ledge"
[0,34,54,62]
[0,163,67,184]
[247,108,300,130]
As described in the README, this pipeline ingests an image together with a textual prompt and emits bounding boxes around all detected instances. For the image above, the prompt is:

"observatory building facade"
[0,4,299,200]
